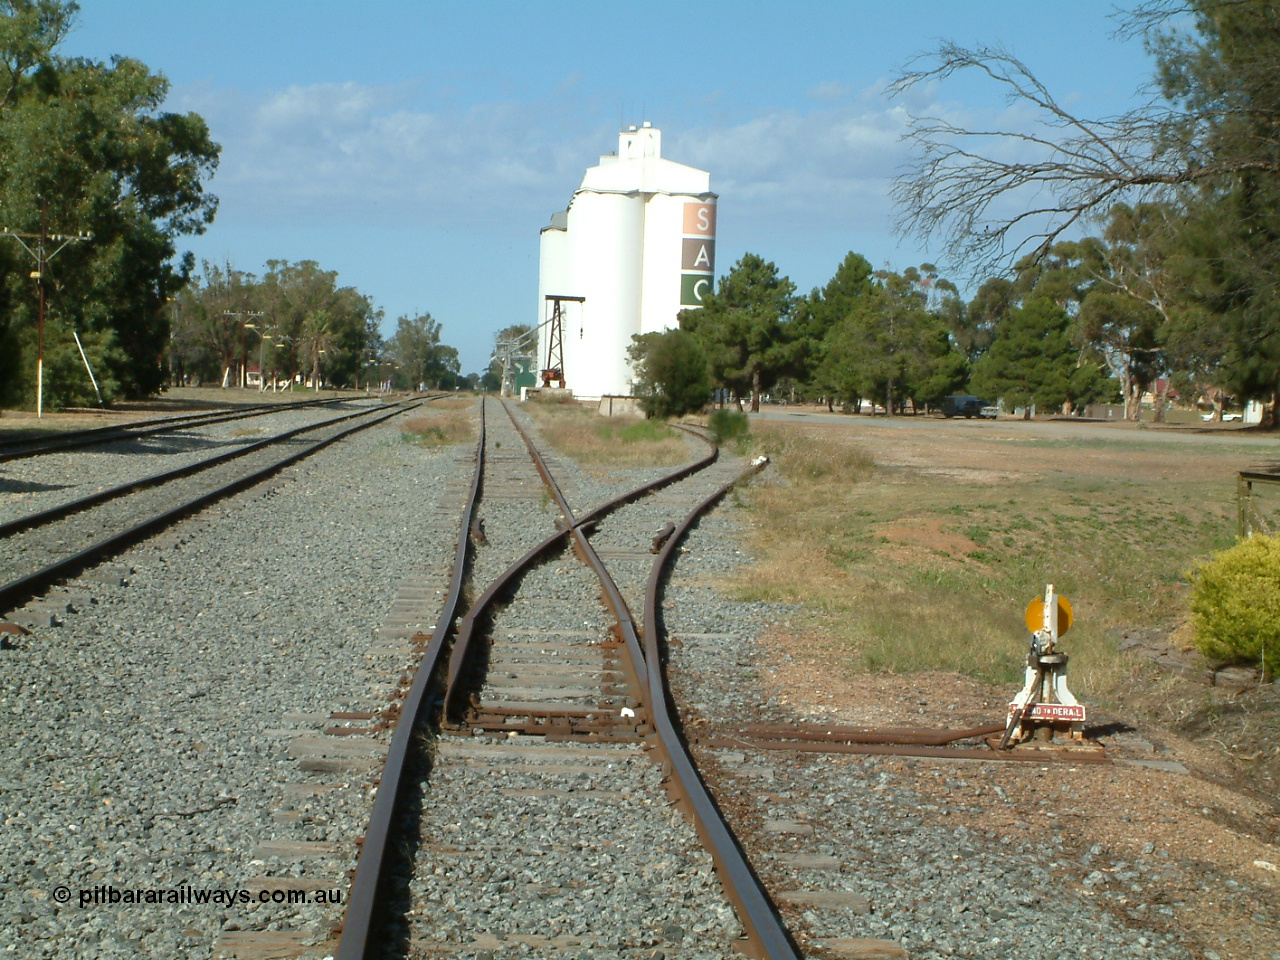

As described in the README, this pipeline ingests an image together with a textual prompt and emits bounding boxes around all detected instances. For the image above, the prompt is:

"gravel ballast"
[1,408,474,958]
[2,397,1248,960]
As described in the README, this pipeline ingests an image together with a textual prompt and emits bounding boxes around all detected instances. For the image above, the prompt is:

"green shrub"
[709,408,750,444]
[1190,534,1280,674]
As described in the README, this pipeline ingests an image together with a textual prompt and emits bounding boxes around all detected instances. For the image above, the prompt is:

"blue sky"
[63,1,1159,374]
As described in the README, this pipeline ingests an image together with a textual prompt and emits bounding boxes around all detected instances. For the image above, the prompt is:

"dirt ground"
[746,407,1280,958]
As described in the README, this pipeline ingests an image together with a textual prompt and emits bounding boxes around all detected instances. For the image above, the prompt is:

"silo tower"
[538,123,716,400]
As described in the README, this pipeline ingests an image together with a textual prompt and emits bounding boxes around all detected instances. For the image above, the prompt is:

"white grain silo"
[538,123,716,400]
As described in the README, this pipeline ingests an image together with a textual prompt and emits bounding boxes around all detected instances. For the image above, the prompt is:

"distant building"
[537,123,716,400]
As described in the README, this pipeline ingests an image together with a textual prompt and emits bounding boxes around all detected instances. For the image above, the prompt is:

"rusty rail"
[699,735,1110,764]
[738,721,1009,745]
[336,400,486,960]
[642,457,801,960]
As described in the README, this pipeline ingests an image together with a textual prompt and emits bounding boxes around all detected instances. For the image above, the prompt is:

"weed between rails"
[399,415,473,447]
[524,403,687,472]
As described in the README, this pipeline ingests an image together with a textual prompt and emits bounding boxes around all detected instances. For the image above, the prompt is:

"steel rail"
[642,457,801,960]
[0,395,358,462]
[442,400,718,716]
[0,400,424,615]
[698,735,1110,764]
[0,402,409,539]
[500,404,800,958]
[737,721,1010,746]
[335,400,487,960]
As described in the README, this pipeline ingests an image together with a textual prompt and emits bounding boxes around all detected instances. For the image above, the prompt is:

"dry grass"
[524,402,688,475]
[727,419,1248,702]
[424,396,475,414]
[399,413,473,447]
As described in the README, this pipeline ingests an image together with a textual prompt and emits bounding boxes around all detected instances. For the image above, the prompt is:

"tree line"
[170,260,462,393]
[633,205,1273,423]
[633,1,1280,425]
[0,1,471,408]
[629,249,1106,420]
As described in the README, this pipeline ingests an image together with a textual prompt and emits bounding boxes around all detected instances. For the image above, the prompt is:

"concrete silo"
[538,124,716,400]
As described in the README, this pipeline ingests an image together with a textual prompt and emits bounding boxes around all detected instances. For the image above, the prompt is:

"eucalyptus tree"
[389,312,457,389]
[260,260,375,388]
[891,1,1280,422]
[171,261,259,386]
[0,0,219,407]
[815,264,965,415]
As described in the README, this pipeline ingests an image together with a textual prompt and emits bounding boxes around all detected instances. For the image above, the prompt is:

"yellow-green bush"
[709,408,749,444]
[1190,534,1280,673]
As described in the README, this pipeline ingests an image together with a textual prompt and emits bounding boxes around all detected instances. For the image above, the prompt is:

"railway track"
[291,398,794,960]
[0,395,360,464]
[2,395,1185,960]
[0,398,426,618]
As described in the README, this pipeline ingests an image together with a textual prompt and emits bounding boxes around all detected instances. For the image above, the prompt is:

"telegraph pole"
[220,310,265,388]
[1,198,91,417]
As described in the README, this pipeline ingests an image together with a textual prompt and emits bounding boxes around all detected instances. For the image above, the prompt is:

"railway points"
[0,396,1266,960]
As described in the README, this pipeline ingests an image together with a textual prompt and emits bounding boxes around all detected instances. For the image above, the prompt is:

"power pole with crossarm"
[0,198,91,417]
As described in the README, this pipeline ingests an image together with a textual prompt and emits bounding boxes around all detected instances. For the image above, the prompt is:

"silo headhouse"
[538,123,717,400]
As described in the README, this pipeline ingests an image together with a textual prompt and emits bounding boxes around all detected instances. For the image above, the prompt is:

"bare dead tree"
[888,39,1280,276]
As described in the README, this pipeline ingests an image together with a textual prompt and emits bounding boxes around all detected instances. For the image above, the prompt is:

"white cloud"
[180,80,609,229]
[175,75,1053,265]
[807,80,851,103]
[669,100,915,233]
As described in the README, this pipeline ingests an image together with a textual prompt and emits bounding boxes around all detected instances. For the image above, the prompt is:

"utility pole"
[220,310,265,388]
[1,198,91,417]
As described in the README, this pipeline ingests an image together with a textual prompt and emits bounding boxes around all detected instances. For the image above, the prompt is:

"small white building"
[538,123,716,400]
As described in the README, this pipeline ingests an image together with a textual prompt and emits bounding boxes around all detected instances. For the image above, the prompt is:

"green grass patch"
[596,419,678,445]
[709,408,750,444]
